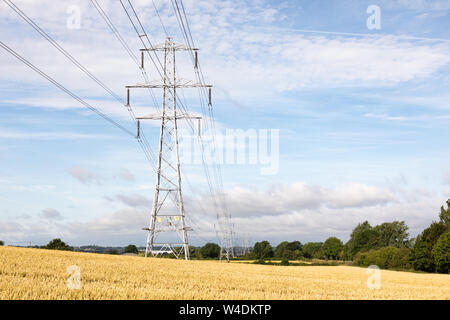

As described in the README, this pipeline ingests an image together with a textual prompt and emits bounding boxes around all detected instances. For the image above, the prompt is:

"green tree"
[321,237,343,260]
[0,240,4,246]
[280,249,292,259]
[280,258,290,266]
[342,243,352,261]
[374,221,410,248]
[274,241,288,258]
[124,244,139,254]
[292,249,302,259]
[200,243,221,259]
[439,199,450,226]
[346,221,374,258]
[42,238,72,251]
[346,221,381,258]
[286,241,302,259]
[432,231,450,274]
[411,222,447,272]
[274,241,302,259]
[354,247,412,270]
[302,242,323,259]
[253,241,274,260]
[286,241,302,252]
[189,246,199,259]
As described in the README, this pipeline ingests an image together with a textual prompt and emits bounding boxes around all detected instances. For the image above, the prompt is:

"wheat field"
[0,246,448,300]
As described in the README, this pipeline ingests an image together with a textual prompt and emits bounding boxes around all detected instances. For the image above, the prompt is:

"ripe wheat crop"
[0,246,448,300]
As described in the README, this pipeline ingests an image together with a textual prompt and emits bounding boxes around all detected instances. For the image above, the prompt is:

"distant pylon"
[218,219,235,261]
[126,37,211,260]
[244,233,250,255]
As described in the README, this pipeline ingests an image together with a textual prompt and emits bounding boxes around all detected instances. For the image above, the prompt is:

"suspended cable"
[2,0,126,105]
[0,40,135,137]
[5,0,161,173]
[120,0,231,248]
[172,1,230,206]
[172,0,234,254]
[89,0,161,170]
[151,0,168,37]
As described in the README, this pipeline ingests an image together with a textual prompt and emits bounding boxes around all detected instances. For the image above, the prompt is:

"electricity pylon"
[244,233,250,255]
[219,235,234,261]
[217,218,235,261]
[126,37,211,260]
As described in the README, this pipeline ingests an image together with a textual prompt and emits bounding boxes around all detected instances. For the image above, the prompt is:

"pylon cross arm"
[137,114,202,120]
[126,81,211,89]
[140,44,198,51]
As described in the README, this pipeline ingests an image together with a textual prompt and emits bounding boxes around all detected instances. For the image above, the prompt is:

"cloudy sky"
[0,0,449,247]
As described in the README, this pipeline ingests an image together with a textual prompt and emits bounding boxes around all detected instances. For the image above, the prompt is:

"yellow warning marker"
[157,217,162,223]
[174,216,179,221]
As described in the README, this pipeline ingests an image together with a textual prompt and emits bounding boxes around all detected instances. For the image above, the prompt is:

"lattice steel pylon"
[126,37,211,260]
[217,217,235,261]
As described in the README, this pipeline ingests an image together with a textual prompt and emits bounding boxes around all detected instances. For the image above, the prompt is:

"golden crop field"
[0,246,449,300]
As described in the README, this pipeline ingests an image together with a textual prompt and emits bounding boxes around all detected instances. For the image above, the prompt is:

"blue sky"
[0,0,450,247]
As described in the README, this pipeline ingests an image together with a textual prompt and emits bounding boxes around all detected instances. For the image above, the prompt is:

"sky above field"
[1,0,450,247]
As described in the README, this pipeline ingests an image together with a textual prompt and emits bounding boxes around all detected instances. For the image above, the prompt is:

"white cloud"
[69,208,147,235]
[383,0,450,10]
[326,183,395,209]
[68,166,102,185]
[0,181,446,245]
[443,169,450,185]
[116,168,135,182]
[364,113,450,122]
[194,182,395,219]
[40,208,62,219]
[0,129,112,140]
[112,194,151,207]
[184,182,444,242]
[204,34,450,97]
[1,0,449,112]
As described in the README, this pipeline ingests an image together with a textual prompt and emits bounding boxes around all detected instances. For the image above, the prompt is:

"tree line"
[245,199,450,273]
[18,237,223,260]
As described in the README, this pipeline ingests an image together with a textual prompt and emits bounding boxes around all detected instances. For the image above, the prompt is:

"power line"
[118,0,232,253]
[128,38,213,260]
[151,0,168,37]
[171,0,230,209]
[120,0,222,209]
[89,0,160,171]
[93,0,213,221]
[3,0,230,250]
[170,1,227,204]
[171,0,234,258]
[0,40,135,137]
[121,0,226,256]
[90,0,140,67]
[90,0,159,107]
[4,0,159,172]
[3,0,124,105]
[119,0,165,78]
